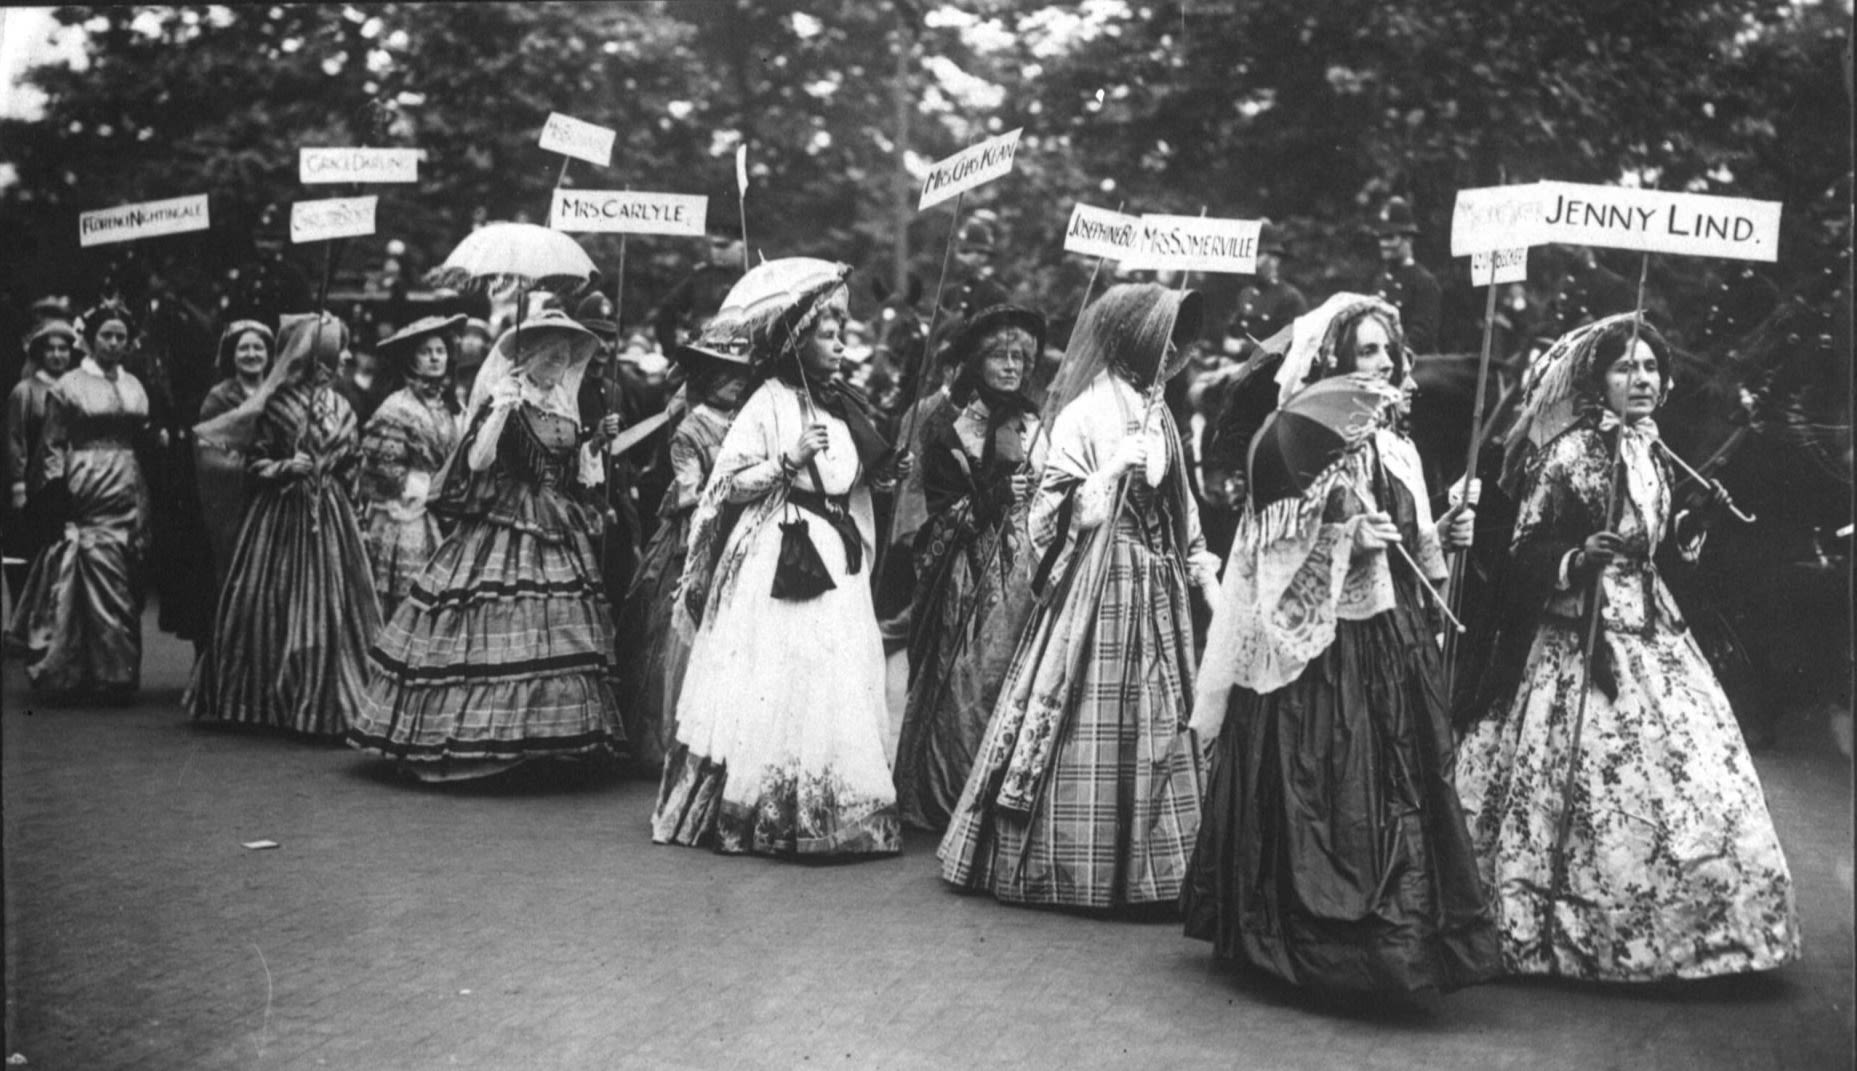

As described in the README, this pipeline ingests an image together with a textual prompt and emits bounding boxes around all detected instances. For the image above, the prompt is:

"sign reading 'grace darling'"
[79,194,210,247]
[1063,203,1140,260]
[1535,181,1782,262]
[551,190,708,235]
[539,112,616,167]
[1123,214,1261,274]
[299,148,421,184]
[290,196,378,243]
[918,128,1023,211]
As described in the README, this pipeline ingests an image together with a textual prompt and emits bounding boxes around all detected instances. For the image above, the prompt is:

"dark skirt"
[1181,588,1500,994]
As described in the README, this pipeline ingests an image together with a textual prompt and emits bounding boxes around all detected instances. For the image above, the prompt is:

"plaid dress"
[938,374,1205,908]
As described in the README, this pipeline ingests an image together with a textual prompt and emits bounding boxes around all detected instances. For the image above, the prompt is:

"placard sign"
[551,190,708,235]
[290,196,378,243]
[539,112,616,167]
[79,194,210,247]
[1471,247,1529,286]
[1063,203,1140,260]
[1535,181,1781,262]
[300,148,420,184]
[1124,214,1261,274]
[919,128,1023,211]
[1451,185,1549,256]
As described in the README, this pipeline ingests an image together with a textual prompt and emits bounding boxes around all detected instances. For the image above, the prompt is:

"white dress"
[651,379,901,857]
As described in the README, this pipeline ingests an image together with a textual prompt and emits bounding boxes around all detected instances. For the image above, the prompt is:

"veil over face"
[1042,283,1203,427]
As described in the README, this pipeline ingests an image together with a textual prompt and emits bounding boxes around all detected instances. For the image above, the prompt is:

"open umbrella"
[1248,374,1465,631]
[427,222,598,297]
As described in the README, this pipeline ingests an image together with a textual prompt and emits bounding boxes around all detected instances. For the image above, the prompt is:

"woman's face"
[1347,318,1396,383]
[233,331,270,379]
[413,335,450,379]
[978,327,1034,394]
[90,319,131,368]
[526,355,566,391]
[37,335,74,375]
[799,316,844,381]
[1603,338,1662,420]
[708,371,749,410]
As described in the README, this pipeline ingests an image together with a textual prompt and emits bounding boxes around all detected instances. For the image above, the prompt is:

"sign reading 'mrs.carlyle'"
[290,196,378,243]
[1063,203,1140,260]
[1534,181,1782,262]
[299,148,421,184]
[79,194,210,247]
[550,190,708,235]
[918,128,1023,211]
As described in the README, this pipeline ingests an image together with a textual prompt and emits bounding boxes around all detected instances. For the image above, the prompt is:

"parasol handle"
[1656,440,1755,523]
[1345,483,1467,634]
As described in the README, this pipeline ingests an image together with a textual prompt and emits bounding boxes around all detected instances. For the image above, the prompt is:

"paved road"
[4,612,1851,1071]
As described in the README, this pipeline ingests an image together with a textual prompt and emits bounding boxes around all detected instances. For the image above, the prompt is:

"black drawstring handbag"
[771,457,837,601]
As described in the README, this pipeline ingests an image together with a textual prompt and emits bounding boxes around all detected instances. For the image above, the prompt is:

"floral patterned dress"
[1453,415,1800,981]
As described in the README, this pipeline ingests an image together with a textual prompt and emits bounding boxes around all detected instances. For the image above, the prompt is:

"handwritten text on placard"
[1063,203,1140,260]
[919,128,1023,211]
[1535,181,1781,262]
[79,194,210,247]
[290,196,378,243]
[551,190,708,236]
[1451,185,1549,256]
[1471,247,1529,286]
[538,112,616,167]
[300,148,421,184]
[1125,214,1261,274]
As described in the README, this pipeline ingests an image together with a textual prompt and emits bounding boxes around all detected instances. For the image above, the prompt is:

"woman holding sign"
[6,303,151,697]
[937,283,1217,909]
[1182,295,1499,994]
[1453,315,1799,981]
[356,315,464,616]
[187,312,381,738]
[652,258,907,858]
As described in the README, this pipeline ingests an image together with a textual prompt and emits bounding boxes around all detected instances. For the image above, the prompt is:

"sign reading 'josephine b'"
[79,194,210,247]
[919,128,1023,211]
[551,190,708,235]
[1063,203,1140,260]
[290,196,378,243]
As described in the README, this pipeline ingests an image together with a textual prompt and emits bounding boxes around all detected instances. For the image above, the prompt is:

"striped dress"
[356,384,460,615]
[346,399,622,781]
[185,378,381,737]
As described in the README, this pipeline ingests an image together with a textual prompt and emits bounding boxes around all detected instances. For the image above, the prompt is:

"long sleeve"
[37,386,71,489]
[6,381,33,494]
[663,427,713,515]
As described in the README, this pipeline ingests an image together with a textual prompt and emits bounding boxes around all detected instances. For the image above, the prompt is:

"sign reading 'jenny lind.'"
[290,196,378,243]
[539,112,617,168]
[1063,203,1141,260]
[299,147,421,184]
[1534,181,1782,262]
[1124,213,1262,274]
[551,190,708,236]
[918,128,1023,211]
[79,194,210,247]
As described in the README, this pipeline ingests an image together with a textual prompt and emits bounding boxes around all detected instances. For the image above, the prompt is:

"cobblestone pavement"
[4,612,1851,1071]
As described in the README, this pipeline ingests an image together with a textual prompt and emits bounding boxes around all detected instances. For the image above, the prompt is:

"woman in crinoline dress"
[893,304,1047,832]
[5,318,77,591]
[1453,314,1799,981]
[938,283,1218,909]
[652,258,908,858]
[347,312,624,781]
[6,303,151,698]
[187,312,380,737]
[1183,294,1500,993]
[356,315,464,616]
[614,341,751,771]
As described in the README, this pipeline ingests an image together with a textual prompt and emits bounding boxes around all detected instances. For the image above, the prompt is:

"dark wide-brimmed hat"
[1373,197,1420,237]
[944,304,1046,371]
[377,313,466,362]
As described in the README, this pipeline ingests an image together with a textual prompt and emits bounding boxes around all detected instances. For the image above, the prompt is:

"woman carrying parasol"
[347,312,624,781]
[1452,314,1799,981]
[1183,293,1499,993]
[187,312,381,737]
[937,282,1219,909]
[651,257,908,858]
